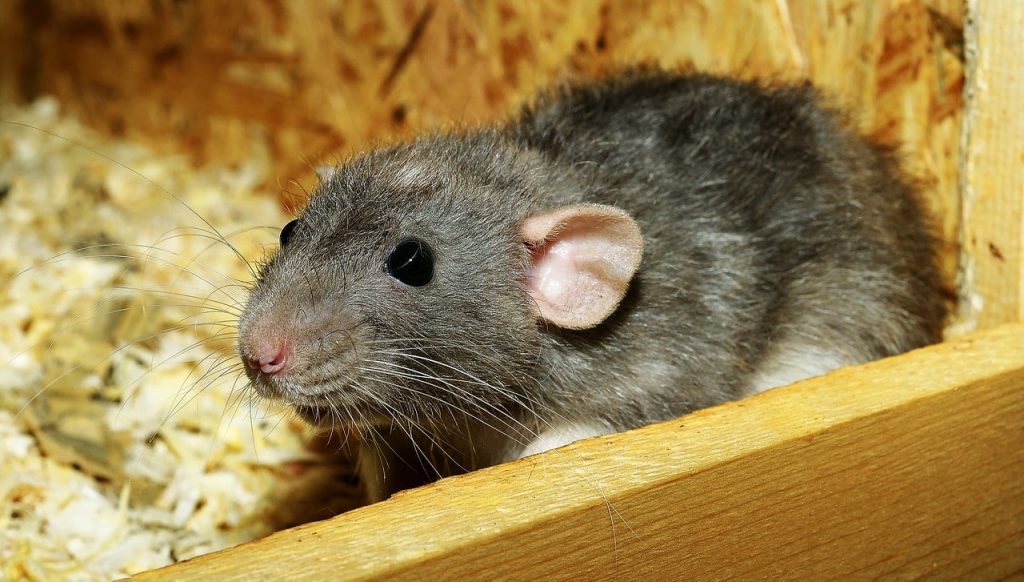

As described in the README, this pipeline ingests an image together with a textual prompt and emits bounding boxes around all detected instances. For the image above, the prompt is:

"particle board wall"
[0,0,965,299]
[959,0,1024,330]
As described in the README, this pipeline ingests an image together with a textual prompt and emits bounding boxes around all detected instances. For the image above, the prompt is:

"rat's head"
[238,133,643,428]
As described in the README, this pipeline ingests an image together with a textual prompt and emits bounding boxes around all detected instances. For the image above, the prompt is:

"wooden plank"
[135,322,1024,580]
[960,0,1024,329]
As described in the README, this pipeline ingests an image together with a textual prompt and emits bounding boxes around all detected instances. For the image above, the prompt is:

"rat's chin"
[290,401,391,429]
[243,372,387,428]
[293,404,337,426]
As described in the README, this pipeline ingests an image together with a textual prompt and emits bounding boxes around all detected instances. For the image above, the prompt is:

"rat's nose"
[245,342,292,375]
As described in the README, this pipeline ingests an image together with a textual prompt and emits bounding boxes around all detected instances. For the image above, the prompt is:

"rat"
[237,70,946,502]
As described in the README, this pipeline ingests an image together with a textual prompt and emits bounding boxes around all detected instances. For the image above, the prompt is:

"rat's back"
[510,71,946,403]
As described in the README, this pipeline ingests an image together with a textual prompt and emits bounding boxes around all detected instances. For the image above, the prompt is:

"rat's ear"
[522,204,644,330]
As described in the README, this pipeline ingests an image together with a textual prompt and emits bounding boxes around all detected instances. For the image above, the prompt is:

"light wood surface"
[135,322,1024,580]
[959,0,1024,330]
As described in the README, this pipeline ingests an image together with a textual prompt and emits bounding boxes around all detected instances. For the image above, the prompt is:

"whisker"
[159,349,244,426]
[116,333,241,424]
[342,377,454,479]
[4,120,259,278]
[377,350,559,426]
[10,245,251,307]
[356,366,529,447]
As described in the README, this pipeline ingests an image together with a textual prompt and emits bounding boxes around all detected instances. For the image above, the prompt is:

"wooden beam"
[135,323,1024,580]
[960,0,1024,329]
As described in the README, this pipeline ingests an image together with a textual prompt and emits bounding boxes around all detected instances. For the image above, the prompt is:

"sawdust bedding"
[0,99,361,580]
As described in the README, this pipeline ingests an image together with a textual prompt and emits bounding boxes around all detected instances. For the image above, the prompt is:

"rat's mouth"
[243,369,393,428]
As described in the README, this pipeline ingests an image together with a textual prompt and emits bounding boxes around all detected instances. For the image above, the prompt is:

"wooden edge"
[959,0,1024,329]
[136,323,1024,580]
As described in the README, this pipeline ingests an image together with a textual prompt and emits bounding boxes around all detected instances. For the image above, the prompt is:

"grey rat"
[238,70,946,502]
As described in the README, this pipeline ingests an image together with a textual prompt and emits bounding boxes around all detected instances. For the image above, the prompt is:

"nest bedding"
[0,100,359,580]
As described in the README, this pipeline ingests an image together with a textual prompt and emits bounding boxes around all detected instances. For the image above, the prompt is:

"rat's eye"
[280,220,298,246]
[386,239,434,287]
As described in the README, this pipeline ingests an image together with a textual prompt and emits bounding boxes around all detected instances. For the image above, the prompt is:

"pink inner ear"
[524,205,643,330]
[529,238,583,310]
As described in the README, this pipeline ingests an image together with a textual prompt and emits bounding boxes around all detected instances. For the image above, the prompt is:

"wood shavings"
[0,99,362,580]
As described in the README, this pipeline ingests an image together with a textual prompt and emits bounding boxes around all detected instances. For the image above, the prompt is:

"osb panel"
[958,0,1024,330]
[0,0,964,291]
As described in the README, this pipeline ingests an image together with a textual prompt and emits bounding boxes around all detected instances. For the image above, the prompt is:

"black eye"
[386,239,434,287]
[280,220,298,246]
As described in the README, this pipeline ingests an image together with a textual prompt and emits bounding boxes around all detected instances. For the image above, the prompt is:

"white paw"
[516,422,611,459]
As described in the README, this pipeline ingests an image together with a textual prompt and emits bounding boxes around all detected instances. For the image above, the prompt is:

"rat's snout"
[239,284,365,403]
[240,327,298,401]
[243,338,293,376]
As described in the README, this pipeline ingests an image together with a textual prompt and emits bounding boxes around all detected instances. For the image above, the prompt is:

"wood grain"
[959,0,1024,330]
[135,322,1024,580]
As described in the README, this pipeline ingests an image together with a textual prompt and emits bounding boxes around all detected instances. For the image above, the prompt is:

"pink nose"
[246,342,292,375]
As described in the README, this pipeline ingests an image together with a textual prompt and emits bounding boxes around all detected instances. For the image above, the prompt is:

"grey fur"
[238,70,946,500]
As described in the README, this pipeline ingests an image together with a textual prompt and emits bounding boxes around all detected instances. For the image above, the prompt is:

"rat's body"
[239,71,946,501]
